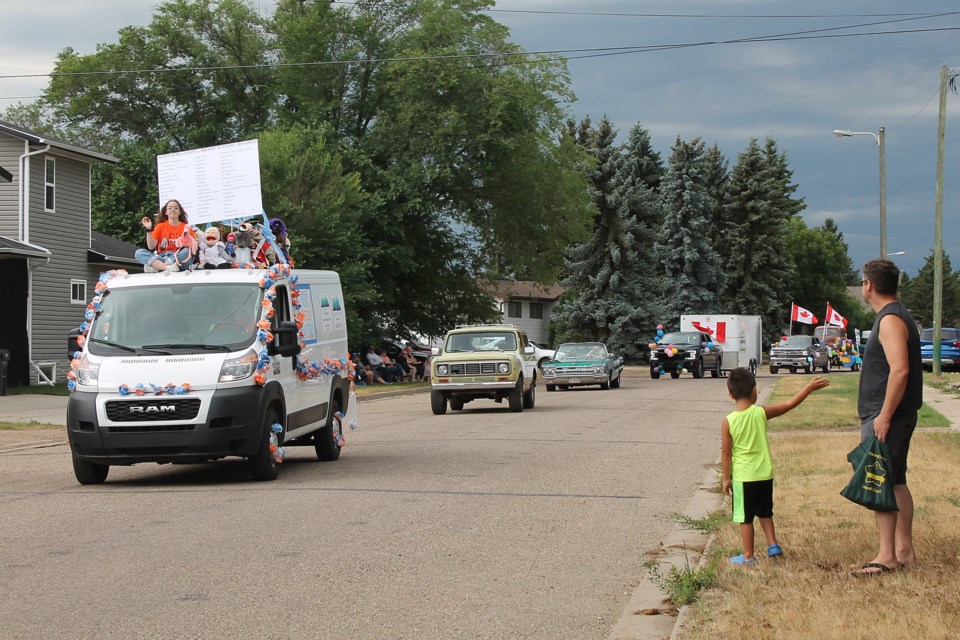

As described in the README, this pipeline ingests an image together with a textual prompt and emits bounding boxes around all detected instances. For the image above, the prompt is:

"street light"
[833,127,887,257]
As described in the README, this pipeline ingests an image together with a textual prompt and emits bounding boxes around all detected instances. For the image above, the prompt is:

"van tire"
[72,450,109,485]
[251,408,283,481]
[315,397,343,462]
[508,378,524,412]
[431,390,447,415]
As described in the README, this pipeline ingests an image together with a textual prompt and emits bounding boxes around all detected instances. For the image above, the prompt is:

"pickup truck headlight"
[219,349,258,382]
[437,364,449,375]
[686,350,697,359]
[498,362,510,374]
[75,354,99,386]
[650,352,658,361]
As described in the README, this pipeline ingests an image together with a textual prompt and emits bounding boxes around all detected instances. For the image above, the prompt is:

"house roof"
[0,236,51,259]
[481,279,566,301]
[89,231,139,265]
[0,119,118,164]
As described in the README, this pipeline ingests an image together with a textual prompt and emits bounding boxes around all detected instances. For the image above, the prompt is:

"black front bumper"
[67,387,269,465]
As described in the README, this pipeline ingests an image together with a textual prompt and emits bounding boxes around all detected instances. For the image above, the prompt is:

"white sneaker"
[165,263,180,272]
[144,265,159,273]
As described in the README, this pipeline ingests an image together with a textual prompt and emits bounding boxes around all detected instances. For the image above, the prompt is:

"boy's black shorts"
[731,478,774,523]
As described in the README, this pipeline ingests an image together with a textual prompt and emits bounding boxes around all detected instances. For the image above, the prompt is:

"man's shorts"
[731,478,774,524]
[860,412,918,485]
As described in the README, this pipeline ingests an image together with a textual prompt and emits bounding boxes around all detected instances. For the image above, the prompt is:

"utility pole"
[932,65,948,376]
[878,126,887,257]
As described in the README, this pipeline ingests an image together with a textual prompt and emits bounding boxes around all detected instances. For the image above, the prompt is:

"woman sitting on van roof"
[135,199,197,272]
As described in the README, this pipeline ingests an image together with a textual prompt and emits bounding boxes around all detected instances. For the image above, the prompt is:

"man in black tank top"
[851,259,922,576]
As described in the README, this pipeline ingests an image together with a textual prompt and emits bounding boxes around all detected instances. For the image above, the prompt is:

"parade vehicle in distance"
[540,342,624,391]
[66,267,352,484]
[650,331,723,379]
[429,324,538,414]
[768,335,831,374]
[679,315,762,376]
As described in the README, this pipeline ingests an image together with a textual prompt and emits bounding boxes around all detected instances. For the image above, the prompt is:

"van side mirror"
[68,327,83,358]
[269,320,301,358]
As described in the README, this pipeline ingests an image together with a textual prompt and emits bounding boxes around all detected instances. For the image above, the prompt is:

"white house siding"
[27,153,92,383]
[497,299,552,343]
[0,136,24,238]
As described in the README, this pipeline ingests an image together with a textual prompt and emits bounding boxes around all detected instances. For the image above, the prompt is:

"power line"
[1,24,957,84]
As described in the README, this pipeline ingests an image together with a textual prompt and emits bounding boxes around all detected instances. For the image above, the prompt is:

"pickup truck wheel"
[711,360,721,378]
[314,398,343,462]
[610,373,621,389]
[509,377,524,412]
[252,408,283,480]
[822,359,831,373]
[670,371,681,379]
[546,384,556,392]
[450,397,464,411]
[72,450,109,485]
[522,379,536,408]
[789,367,796,374]
[769,366,779,375]
[803,364,812,374]
[692,358,704,379]
[650,367,660,380]
[431,390,447,415]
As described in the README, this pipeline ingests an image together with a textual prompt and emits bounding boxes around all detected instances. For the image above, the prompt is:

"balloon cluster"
[119,382,191,396]
[646,324,685,377]
[270,423,286,463]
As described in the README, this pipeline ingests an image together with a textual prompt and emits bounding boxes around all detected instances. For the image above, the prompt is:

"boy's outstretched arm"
[721,418,733,496]
[764,376,830,420]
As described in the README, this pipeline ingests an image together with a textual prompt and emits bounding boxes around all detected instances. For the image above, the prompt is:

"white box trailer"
[680,315,763,375]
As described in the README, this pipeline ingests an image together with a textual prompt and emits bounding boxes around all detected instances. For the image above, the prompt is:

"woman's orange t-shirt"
[151,221,195,252]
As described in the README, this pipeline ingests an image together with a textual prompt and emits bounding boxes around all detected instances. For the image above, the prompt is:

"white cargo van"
[66,266,352,484]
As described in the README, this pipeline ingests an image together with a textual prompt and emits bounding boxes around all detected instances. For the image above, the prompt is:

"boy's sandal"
[767,543,784,558]
[729,554,757,566]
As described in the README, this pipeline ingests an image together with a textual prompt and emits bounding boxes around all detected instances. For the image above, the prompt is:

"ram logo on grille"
[130,405,176,413]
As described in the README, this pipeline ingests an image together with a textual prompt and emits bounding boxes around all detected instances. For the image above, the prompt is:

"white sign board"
[157,139,262,225]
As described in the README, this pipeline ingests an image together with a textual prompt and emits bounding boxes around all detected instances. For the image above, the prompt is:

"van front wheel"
[315,397,343,462]
[72,450,109,485]
[251,408,283,481]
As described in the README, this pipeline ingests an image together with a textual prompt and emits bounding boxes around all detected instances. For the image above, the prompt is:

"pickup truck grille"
[448,362,500,375]
[775,349,806,358]
[105,398,202,422]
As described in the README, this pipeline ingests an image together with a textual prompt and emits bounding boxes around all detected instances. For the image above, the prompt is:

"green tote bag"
[840,435,899,512]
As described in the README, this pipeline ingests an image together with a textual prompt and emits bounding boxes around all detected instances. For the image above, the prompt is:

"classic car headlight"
[593,365,605,374]
[437,364,449,375]
[498,362,510,374]
[543,366,556,376]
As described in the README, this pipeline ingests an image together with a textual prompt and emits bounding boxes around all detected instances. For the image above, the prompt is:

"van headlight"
[437,364,449,375]
[498,362,510,374]
[219,349,258,382]
[75,354,99,386]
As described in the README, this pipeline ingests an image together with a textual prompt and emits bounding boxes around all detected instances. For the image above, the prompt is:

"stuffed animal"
[199,226,232,269]
[269,217,291,262]
[233,222,257,265]
[173,225,199,267]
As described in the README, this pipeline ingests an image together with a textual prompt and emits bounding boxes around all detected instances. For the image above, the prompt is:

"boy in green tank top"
[722,368,829,565]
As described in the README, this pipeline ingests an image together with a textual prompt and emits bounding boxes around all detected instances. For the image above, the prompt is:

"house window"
[529,302,544,319]
[70,280,87,304]
[45,157,56,211]
[507,301,522,318]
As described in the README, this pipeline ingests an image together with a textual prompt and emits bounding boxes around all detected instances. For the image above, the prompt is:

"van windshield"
[87,283,262,355]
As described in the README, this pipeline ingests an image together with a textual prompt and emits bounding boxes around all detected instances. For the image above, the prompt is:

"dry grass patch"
[681,431,960,640]
[925,371,960,396]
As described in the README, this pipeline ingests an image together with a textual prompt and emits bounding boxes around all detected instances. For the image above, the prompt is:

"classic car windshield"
[554,343,608,360]
[86,283,262,355]
[659,333,700,346]
[445,332,518,352]
[781,336,814,347]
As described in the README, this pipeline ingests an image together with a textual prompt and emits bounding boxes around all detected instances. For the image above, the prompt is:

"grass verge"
[924,371,960,395]
[681,373,960,639]
[4,383,70,396]
[354,381,429,397]
[0,422,63,431]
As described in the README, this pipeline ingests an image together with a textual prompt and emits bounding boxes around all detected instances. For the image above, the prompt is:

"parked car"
[528,340,556,368]
[381,337,431,363]
[769,335,831,374]
[650,332,722,379]
[920,327,960,371]
[541,342,624,391]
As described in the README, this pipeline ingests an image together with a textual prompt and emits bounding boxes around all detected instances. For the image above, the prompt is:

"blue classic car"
[541,342,624,391]
[920,327,960,371]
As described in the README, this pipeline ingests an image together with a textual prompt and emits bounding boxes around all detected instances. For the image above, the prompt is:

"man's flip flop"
[850,562,897,577]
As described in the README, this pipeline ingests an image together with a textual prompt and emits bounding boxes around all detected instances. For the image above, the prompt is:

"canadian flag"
[791,303,818,325]
[691,320,726,343]
[825,304,848,329]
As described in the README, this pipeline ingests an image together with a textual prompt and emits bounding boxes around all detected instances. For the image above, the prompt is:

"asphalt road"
[0,374,732,640]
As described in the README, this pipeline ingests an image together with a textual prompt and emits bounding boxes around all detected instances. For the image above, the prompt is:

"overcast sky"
[2,0,959,282]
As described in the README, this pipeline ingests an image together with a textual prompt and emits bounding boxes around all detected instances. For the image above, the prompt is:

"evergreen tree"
[702,143,729,251]
[900,251,960,327]
[655,136,725,327]
[823,218,860,286]
[721,138,797,344]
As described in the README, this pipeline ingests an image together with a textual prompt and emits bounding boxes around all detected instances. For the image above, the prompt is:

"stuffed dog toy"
[233,222,257,265]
